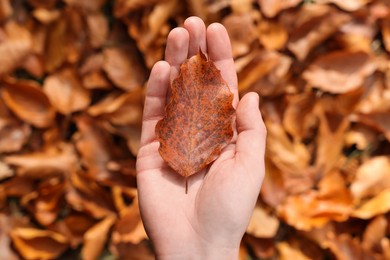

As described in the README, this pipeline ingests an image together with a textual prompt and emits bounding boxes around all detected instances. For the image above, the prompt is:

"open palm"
[136,17,266,259]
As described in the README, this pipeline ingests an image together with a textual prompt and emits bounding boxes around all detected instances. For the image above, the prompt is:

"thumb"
[235,92,267,171]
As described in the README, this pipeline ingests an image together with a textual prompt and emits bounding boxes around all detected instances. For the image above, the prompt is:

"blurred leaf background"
[0,0,390,259]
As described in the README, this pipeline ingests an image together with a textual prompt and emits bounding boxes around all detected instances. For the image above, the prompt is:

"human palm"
[136,17,266,259]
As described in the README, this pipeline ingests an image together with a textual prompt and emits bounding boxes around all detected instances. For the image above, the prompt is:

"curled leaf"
[10,228,68,260]
[156,51,235,178]
[1,78,55,128]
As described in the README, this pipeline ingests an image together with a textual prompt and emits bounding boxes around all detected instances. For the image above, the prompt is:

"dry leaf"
[324,233,375,260]
[88,90,143,126]
[258,20,288,51]
[316,0,370,11]
[33,8,61,24]
[10,228,68,260]
[0,120,31,153]
[156,51,235,178]
[278,170,352,231]
[287,6,350,60]
[0,21,32,75]
[277,242,311,260]
[0,214,19,260]
[1,78,55,128]
[4,143,77,179]
[43,68,90,114]
[258,0,302,18]
[82,215,116,260]
[351,156,390,202]
[222,12,259,58]
[362,215,387,251]
[111,199,147,245]
[86,12,108,48]
[103,46,146,91]
[352,189,390,219]
[0,0,12,21]
[246,205,279,238]
[303,51,376,93]
[63,0,107,12]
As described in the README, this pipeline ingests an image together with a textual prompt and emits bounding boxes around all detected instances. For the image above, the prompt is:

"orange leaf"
[1,78,55,128]
[43,68,90,114]
[10,228,68,260]
[352,189,390,219]
[156,51,235,178]
[81,215,116,260]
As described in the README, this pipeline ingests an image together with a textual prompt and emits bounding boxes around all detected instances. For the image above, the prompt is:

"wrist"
[156,246,240,260]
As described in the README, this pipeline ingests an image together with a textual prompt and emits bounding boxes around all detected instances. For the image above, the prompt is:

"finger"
[165,27,189,80]
[206,23,238,107]
[235,92,267,177]
[184,16,207,57]
[140,61,171,146]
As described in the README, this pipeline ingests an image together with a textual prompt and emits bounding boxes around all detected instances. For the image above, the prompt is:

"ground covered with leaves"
[0,0,390,259]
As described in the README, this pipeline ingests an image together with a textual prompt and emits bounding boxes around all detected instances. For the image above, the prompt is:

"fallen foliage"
[0,0,390,259]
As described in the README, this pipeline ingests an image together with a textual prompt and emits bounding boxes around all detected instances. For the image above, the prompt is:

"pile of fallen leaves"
[0,0,389,259]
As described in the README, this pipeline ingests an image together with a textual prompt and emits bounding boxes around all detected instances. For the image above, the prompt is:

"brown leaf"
[32,8,61,24]
[277,242,311,260]
[258,0,302,18]
[278,170,352,231]
[0,214,19,260]
[156,51,235,178]
[43,68,90,114]
[63,0,107,12]
[351,156,390,202]
[44,18,67,72]
[324,233,376,260]
[0,0,12,22]
[4,143,77,179]
[237,50,292,96]
[303,51,376,93]
[52,213,96,248]
[10,228,68,260]
[103,46,146,91]
[0,21,32,75]
[362,215,387,251]
[88,90,143,126]
[1,78,55,128]
[114,0,165,16]
[287,5,350,60]
[246,205,279,238]
[357,112,390,142]
[258,20,288,51]
[282,91,317,141]
[66,171,116,218]
[82,215,116,260]
[74,116,133,185]
[21,177,65,226]
[86,12,108,48]
[0,161,13,181]
[244,235,276,259]
[314,107,350,174]
[352,189,390,219]
[383,18,390,52]
[261,159,287,208]
[316,0,370,12]
[0,120,31,153]
[222,12,259,58]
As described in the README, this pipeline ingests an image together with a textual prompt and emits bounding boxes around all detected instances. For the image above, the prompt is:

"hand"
[136,16,267,260]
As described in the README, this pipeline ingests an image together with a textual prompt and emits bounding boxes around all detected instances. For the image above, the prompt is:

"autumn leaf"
[156,51,235,179]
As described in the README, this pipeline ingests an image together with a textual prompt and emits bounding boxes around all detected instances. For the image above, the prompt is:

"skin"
[136,17,267,260]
